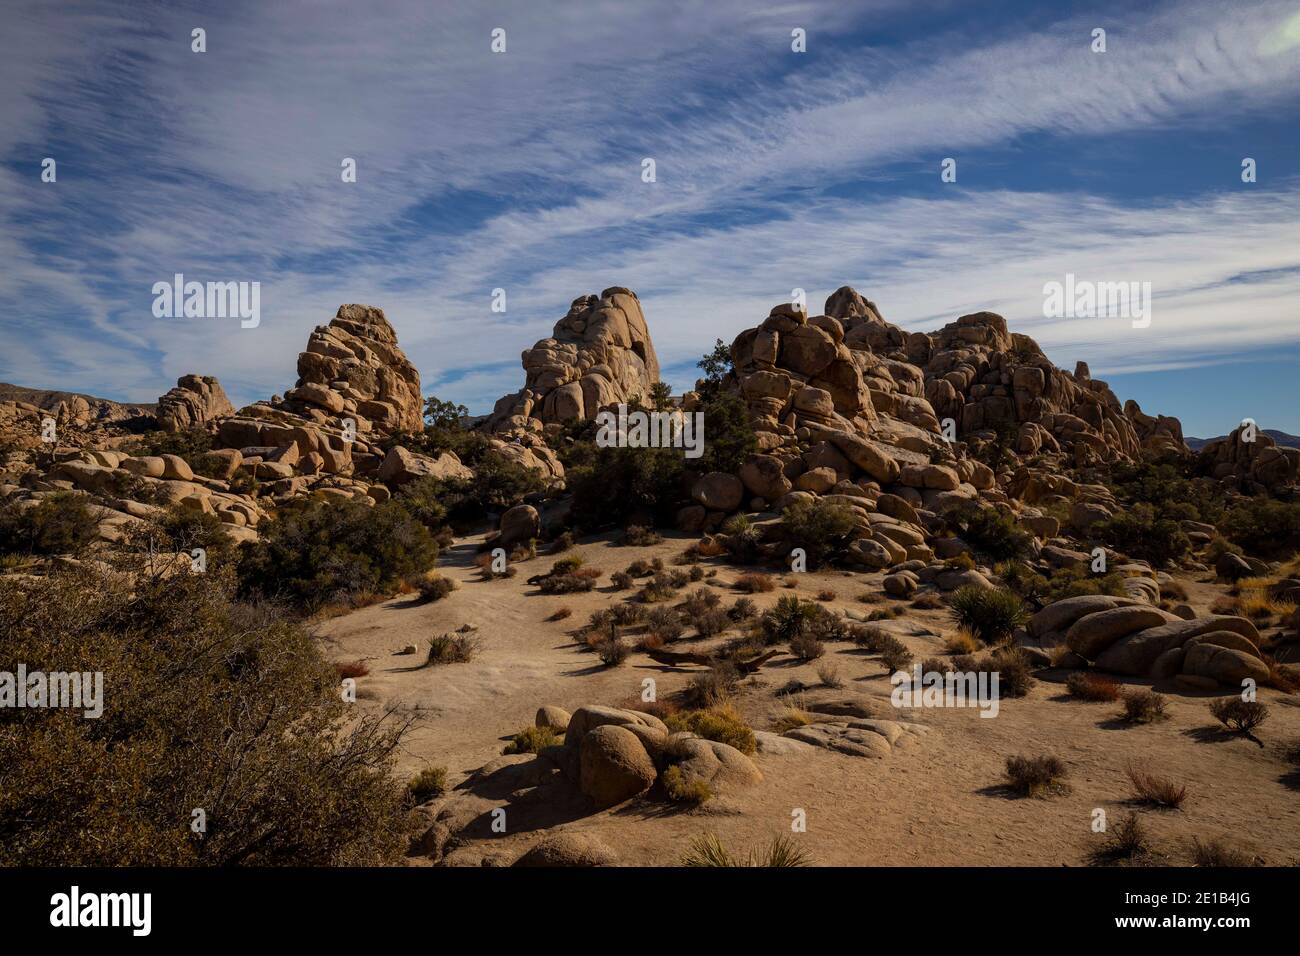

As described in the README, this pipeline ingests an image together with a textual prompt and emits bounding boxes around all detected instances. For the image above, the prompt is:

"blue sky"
[2,0,1299,438]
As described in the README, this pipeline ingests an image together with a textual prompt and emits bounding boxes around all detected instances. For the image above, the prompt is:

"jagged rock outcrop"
[155,374,234,432]
[215,304,426,479]
[1195,423,1300,492]
[485,288,659,433]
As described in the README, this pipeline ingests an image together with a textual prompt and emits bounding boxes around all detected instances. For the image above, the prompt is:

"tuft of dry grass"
[1067,671,1122,702]
[816,661,843,688]
[1125,761,1187,809]
[816,589,836,602]
[1191,837,1261,867]
[944,628,981,656]
[546,607,572,622]
[857,591,889,604]
[910,593,944,610]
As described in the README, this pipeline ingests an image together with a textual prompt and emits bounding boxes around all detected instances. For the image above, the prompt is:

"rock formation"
[485,288,659,433]
[155,374,234,432]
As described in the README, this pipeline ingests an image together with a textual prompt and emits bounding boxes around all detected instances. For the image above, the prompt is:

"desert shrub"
[911,593,944,610]
[595,637,630,666]
[877,635,914,673]
[424,632,480,665]
[806,605,851,643]
[947,585,1029,645]
[408,766,448,803]
[1191,838,1260,867]
[695,608,731,638]
[0,492,103,558]
[1004,754,1067,797]
[546,607,572,622]
[681,664,740,708]
[609,570,633,590]
[124,426,212,464]
[402,455,544,529]
[998,559,1127,610]
[1120,689,1168,724]
[688,564,705,582]
[721,514,763,565]
[392,476,449,533]
[538,567,601,594]
[645,605,685,642]
[566,440,688,530]
[1067,672,1122,702]
[626,558,654,577]
[609,602,646,627]
[335,660,370,679]
[639,572,681,600]
[665,704,755,754]
[681,831,811,867]
[549,530,575,553]
[988,647,1035,697]
[948,507,1030,561]
[1125,761,1187,809]
[620,524,663,547]
[1094,503,1190,567]
[789,631,825,661]
[816,589,836,602]
[1093,813,1151,864]
[921,656,954,675]
[661,765,713,804]
[735,572,776,594]
[760,595,819,645]
[780,498,857,568]
[0,566,411,865]
[680,587,721,615]
[1209,697,1268,734]
[944,552,977,572]
[504,725,561,754]
[237,498,438,613]
[728,597,757,621]
[418,574,457,603]
[667,568,691,588]
[1221,498,1300,559]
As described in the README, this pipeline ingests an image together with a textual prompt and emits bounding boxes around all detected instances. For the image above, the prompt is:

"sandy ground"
[316,532,1300,866]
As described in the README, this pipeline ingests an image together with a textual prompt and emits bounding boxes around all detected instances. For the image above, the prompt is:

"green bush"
[948,507,1030,562]
[237,497,439,612]
[998,560,1126,610]
[0,492,102,558]
[1221,498,1300,559]
[0,565,412,865]
[947,585,1029,645]
[662,765,713,804]
[408,766,448,803]
[760,595,820,645]
[780,498,857,568]
[504,725,561,754]
[1093,503,1190,567]
[666,704,756,755]
[124,426,213,464]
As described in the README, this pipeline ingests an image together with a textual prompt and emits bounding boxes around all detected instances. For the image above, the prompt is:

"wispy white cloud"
[1,0,1298,433]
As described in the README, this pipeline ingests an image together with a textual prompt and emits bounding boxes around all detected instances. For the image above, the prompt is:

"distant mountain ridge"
[1185,429,1300,451]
